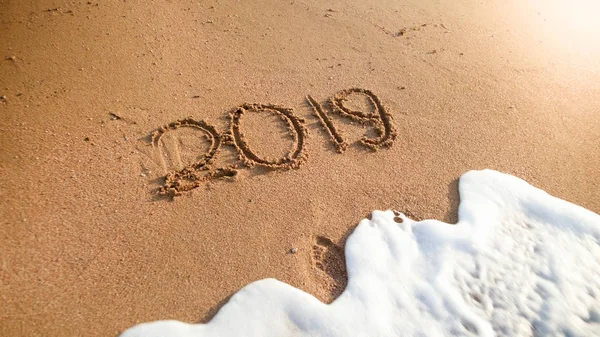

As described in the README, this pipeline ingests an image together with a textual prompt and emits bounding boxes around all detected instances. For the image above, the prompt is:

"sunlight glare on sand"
[541,0,600,54]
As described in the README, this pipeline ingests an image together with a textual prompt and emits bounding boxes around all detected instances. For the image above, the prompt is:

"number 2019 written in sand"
[153,88,397,196]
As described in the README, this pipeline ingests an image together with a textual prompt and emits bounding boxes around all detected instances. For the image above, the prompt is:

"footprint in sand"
[311,236,347,302]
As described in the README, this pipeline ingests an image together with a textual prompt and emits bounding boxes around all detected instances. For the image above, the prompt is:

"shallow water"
[121,169,600,337]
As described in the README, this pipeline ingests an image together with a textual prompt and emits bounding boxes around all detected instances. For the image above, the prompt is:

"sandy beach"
[1,0,599,336]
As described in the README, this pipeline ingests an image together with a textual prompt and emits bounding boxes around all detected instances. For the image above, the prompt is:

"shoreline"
[1,1,599,336]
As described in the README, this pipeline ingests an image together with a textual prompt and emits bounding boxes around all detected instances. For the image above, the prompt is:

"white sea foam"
[120,169,600,337]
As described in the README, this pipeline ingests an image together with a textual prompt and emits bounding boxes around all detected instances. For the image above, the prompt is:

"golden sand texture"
[1,0,599,336]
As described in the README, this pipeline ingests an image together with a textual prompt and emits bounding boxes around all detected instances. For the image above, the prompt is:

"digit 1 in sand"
[306,95,348,153]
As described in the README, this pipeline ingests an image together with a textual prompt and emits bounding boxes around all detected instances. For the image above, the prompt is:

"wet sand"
[1,0,599,336]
